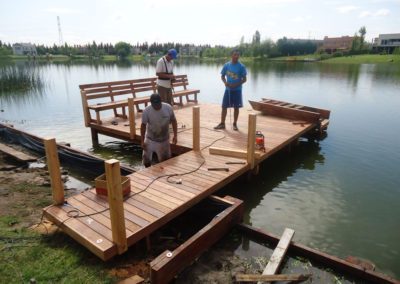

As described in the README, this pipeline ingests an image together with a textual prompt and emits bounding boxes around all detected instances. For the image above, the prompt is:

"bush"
[320,53,332,60]
[333,51,343,58]
[393,47,400,55]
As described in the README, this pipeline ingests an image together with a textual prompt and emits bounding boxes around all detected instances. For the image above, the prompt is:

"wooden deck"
[89,103,323,158]
[43,102,329,260]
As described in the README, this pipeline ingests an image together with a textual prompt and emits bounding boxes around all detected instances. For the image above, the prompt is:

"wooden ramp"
[43,100,330,260]
[43,149,249,260]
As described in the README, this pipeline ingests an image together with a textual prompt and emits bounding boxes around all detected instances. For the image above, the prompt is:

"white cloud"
[337,5,358,13]
[375,8,390,16]
[359,10,373,18]
[359,8,390,18]
[44,8,81,14]
[292,16,305,22]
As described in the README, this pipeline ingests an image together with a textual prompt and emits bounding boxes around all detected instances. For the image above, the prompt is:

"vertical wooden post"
[91,128,99,147]
[128,98,136,140]
[193,106,200,151]
[80,90,90,127]
[44,138,64,205]
[247,114,257,170]
[105,159,127,254]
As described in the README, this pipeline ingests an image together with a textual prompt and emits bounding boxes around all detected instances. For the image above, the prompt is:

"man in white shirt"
[155,49,177,105]
[140,94,178,167]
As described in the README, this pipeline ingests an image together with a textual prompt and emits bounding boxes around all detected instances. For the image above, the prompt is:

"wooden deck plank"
[0,142,37,162]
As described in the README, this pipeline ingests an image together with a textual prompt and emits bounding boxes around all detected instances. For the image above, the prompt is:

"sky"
[0,0,399,46]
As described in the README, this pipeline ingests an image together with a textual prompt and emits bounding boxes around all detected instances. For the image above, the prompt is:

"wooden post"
[105,159,127,254]
[91,128,99,147]
[80,90,90,127]
[128,98,136,140]
[43,138,64,205]
[193,106,200,151]
[247,114,257,170]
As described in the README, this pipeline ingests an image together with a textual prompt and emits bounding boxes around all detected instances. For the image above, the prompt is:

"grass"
[322,54,400,64]
[0,215,117,283]
[0,65,44,93]
[0,179,118,283]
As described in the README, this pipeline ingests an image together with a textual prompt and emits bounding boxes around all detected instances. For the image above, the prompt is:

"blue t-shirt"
[221,61,247,91]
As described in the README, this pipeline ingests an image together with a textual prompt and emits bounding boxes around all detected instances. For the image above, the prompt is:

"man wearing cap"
[214,49,247,131]
[140,94,178,167]
[156,49,178,105]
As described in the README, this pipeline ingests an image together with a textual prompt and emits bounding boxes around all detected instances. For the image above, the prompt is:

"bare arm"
[140,123,147,149]
[156,72,175,80]
[171,118,178,144]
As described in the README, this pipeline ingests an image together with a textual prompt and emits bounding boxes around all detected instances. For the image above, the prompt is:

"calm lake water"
[1,59,399,278]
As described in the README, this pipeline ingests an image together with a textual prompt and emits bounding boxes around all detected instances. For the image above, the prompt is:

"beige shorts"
[142,138,171,166]
[157,85,173,105]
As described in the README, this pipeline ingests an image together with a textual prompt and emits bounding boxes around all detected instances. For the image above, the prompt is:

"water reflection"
[218,139,325,222]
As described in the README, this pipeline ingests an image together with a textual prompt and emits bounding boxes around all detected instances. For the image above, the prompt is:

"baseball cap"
[168,49,178,59]
[150,93,162,105]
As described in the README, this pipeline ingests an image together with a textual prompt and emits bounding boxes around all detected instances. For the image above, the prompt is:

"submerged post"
[105,159,127,254]
[193,106,200,151]
[44,138,64,205]
[247,114,257,170]
[128,98,136,140]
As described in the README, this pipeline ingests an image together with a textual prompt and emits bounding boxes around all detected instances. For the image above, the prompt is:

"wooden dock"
[43,100,329,261]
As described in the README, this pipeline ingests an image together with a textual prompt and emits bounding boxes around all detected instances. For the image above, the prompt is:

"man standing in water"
[156,49,178,105]
[141,94,178,167]
[214,50,247,131]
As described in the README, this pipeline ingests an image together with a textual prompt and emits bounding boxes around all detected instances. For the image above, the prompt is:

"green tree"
[252,30,261,45]
[115,41,132,58]
[359,26,366,50]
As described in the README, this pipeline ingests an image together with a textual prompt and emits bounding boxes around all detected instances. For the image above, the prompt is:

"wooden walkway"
[89,103,323,158]
[43,102,329,260]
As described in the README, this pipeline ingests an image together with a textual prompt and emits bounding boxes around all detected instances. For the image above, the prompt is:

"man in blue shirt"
[214,50,247,131]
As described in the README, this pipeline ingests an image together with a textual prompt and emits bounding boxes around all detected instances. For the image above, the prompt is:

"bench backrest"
[172,74,189,90]
[79,77,157,101]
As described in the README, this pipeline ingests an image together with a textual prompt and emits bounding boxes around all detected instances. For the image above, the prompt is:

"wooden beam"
[192,106,200,151]
[260,228,294,281]
[150,196,244,284]
[236,273,310,282]
[105,159,127,254]
[80,90,91,127]
[128,98,136,140]
[237,224,399,284]
[247,114,257,170]
[209,147,261,160]
[43,138,64,205]
[0,142,36,162]
[91,128,99,147]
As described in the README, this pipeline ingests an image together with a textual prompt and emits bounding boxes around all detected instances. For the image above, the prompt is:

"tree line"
[2,28,394,59]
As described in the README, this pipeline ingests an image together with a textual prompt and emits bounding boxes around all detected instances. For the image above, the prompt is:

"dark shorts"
[222,89,243,108]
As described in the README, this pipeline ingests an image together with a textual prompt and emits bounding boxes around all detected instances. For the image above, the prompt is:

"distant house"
[373,33,400,53]
[320,36,354,53]
[12,43,37,56]
[179,45,203,56]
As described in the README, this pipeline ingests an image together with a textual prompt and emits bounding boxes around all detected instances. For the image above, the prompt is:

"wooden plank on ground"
[0,143,36,162]
[261,228,295,278]
[150,196,244,284]
[236,273,311,282]
[237,224,399,284]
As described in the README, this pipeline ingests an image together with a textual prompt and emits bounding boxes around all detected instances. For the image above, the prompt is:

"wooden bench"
[80,75,200,126]
[171,75,200,105]
[80,77,157,125]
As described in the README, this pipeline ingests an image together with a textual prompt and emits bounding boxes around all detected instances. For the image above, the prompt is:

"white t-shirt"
[156,56,173,88]
[142,103,176,142]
